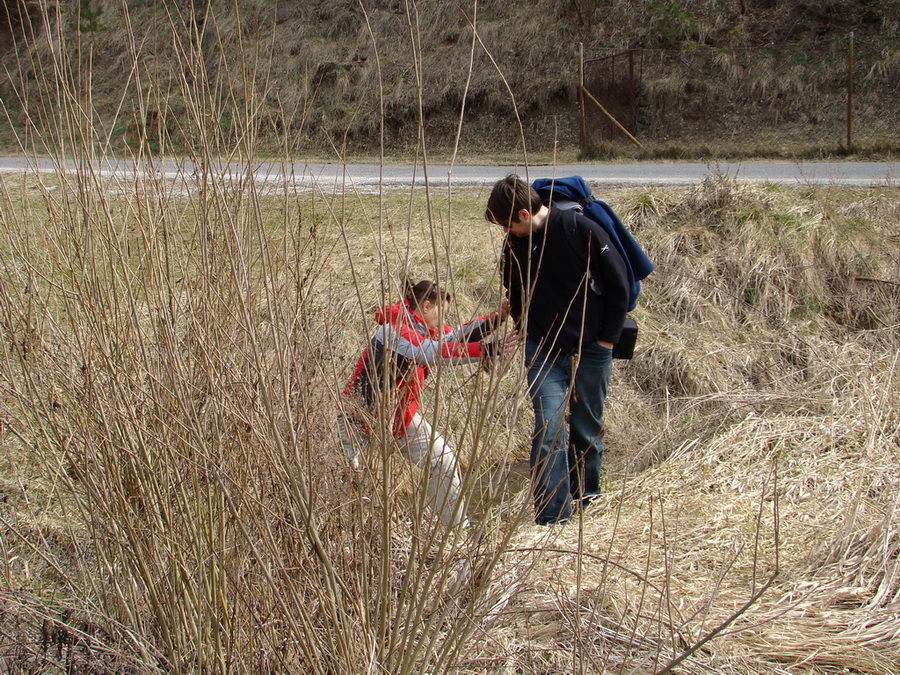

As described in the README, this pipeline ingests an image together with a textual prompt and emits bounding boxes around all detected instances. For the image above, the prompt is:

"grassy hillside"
[1,0,899,158]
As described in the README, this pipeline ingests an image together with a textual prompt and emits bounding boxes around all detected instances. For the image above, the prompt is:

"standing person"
[340,279,518,528]
[485,175,630,525]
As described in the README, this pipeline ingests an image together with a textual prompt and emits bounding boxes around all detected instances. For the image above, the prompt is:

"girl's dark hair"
[403,278,450,308]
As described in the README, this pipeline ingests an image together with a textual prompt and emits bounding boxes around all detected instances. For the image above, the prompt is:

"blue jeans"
[524,337,612,524]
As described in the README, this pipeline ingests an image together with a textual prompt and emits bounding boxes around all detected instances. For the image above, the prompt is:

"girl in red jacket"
[341,279,517,527]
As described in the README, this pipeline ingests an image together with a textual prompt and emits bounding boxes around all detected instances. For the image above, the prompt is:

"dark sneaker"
[581,494,603,512]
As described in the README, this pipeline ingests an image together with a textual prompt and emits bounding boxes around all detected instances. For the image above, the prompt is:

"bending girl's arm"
[445,299,510,341]
[445,315,498,342]
[377,322,484,366]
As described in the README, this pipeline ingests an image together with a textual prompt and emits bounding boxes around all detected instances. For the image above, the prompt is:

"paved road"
[0,156,896,190]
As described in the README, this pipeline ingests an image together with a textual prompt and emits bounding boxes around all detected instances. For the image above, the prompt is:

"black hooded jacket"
[502,207,630,354]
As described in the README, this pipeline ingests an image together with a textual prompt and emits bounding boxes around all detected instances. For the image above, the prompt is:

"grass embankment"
[2,1,899,159]
[1,165,898,673]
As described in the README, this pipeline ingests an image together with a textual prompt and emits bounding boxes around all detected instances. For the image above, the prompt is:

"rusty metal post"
[628,50,635,133]
[847,31,854,153]
[579,42,586,149]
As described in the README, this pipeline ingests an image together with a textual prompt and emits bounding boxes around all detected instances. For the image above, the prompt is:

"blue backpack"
[531,176,654,312]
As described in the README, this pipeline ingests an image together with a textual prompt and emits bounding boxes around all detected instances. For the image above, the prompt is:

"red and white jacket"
[342,300,499,437]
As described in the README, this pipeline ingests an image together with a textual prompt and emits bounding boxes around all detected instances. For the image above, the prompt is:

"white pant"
[339,412,467,528]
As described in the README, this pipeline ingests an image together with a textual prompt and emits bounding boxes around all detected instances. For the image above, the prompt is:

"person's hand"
[480,328,521,371]
[498,298,511,321]
[496,328,521,355]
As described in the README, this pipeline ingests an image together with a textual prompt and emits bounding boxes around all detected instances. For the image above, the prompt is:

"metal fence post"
[847,31,854,154]
[579,42,585,149]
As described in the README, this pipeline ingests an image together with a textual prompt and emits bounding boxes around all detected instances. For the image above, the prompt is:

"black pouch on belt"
[612,317,638,360]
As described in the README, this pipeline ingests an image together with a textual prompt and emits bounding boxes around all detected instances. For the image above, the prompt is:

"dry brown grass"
[4,168,899,674]
[2,2,900,673]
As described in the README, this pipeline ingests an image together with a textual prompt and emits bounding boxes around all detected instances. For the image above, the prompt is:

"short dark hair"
[484,174,542,224]
[403,278,450,309]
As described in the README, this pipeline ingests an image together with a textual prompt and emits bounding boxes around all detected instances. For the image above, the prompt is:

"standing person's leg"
[568,343,613,506]
[524,338,574,525]
[398,413,467,527]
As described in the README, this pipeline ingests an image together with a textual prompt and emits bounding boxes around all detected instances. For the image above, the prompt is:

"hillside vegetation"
[1,0,899,157]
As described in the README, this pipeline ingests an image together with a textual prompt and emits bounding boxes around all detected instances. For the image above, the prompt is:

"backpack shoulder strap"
[557,208,591,263]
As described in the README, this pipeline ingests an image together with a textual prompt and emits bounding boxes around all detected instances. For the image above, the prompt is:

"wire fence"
[580,35,899,158]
